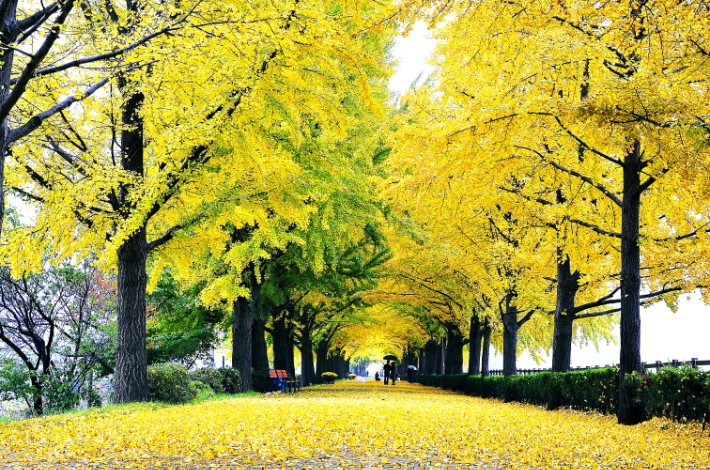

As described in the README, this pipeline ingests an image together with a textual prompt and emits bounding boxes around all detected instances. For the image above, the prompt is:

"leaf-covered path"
[1,380,708,469]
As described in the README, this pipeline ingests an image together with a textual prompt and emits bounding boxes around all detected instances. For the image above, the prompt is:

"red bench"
[268,369,300,393]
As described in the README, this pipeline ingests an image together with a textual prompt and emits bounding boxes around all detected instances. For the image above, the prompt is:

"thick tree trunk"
[424,340,438,375]
[502,304,518,378]
[548,261,578,410]
[481,319,491,377]
[436,337,445,375]
[114,226,149,403]
[551,256,580,373]
[251,318,269,374]
[617,140,646,425]
[0,2,18,240]
[469,315,482,375]
[445,329,464,374]
[300,334,316,386]
[315,341,328,382]
[286,333,296,379]
[232,297,252,391]
[113,67,149,404]
[272,313,291,372]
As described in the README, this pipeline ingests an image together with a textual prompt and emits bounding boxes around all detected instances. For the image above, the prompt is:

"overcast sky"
[388,24,710,370]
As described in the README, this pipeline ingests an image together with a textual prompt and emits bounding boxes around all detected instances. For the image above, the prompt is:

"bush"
[189,380,214,399]
[148,363,196,403]
[0,360,34,404]
[636,367,710,423]
[216,367,241,394]
[42,372,80,413]
[190,368,224,393]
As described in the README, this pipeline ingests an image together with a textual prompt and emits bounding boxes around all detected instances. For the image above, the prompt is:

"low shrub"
[148,363,196,403]
[189,380,214,399]
[190,368,224,393]
[636,367,710,423]
[217,367,242,394]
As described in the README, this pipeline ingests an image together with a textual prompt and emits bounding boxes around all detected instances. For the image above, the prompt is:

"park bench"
[268,369,300,393]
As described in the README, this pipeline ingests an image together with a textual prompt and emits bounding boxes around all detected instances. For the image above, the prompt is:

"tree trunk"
[469,315,482,375]
[617,140,646,425]
[315,341,328,383]
[114,226,149,403]
[481,319,491,377]
[446,329,464,374]
[0,1,18,240]
[29,374,43,416]
[251,318,269,374]
[286,332,296,379]
[502,303,518,378]
[300,334,316,386]
[551,256,580,373]
[272,312,290,372]
[232,297,252,391]
[436,337,445,375]
[424,340,438,375]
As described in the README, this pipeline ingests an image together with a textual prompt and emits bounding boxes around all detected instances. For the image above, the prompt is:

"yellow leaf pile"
[1,381,708,469]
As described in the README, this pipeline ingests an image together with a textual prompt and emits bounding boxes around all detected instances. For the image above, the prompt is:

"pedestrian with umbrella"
[383,355,398,385]
[407,365,417,383]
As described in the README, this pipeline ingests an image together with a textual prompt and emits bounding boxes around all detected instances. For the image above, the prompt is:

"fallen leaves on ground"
[0,380,708,469]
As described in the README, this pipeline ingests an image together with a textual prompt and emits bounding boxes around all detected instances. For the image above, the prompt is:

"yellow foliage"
[1,381,709,468]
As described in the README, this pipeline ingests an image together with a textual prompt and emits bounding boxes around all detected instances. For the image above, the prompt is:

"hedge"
[416,366,710,424]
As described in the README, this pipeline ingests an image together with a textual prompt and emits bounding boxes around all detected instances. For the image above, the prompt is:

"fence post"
[656,361,662,371]
[672,359,679,368]
[692,358,698,369]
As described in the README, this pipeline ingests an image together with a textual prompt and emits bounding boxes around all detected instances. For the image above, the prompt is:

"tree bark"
[617,140,646,425]
[435,337,445,375]
[481,319,491,377]
[114,226,149,403]
[0,1,19,238]
[299,333,316,386]
[232,296,252,391]
[551,256,580,373]
[272,311,290,371]
[251,317,269,374]
[424,339,438,375]
[502,303,518,377]
[469,315,482,375]
[445,328,464,374]
[315,341,328,382]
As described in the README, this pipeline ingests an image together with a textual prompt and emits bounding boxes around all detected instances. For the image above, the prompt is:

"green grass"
[0,417,14,424]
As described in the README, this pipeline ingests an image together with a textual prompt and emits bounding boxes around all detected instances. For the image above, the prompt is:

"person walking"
[383,361,392,385]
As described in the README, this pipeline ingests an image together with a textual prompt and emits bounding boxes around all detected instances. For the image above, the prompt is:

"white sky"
[389,25,710,370]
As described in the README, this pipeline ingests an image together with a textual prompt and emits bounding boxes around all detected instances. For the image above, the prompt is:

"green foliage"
[146,328,218,366]
[189,368,224,393]
[0,361,81,415]
[42,372,81,414]
[635,367,710,423]
[216,368,242,394]
[0,360,34,403]
[190,367,242,395]
[189,380,215,399]
[147,363,197,404]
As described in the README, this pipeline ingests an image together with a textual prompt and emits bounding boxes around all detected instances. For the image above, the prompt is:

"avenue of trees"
[1,0,709,426]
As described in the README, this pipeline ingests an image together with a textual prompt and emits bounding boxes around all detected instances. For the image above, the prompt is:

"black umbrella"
[383,354,398,361]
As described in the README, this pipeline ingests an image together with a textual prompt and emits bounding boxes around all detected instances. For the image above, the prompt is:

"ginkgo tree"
[397,0,710,424]
[7,0,405,402]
